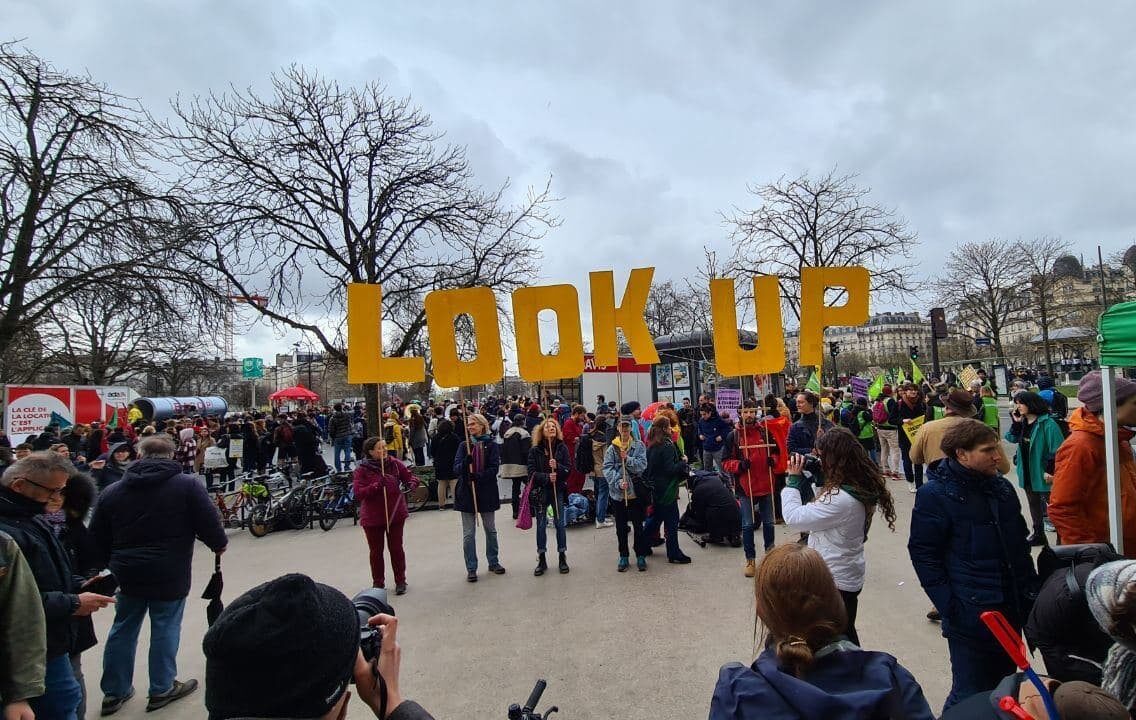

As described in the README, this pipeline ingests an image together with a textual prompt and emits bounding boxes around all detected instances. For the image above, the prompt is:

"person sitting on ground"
[709,543,933,719]
[202,573,433,720]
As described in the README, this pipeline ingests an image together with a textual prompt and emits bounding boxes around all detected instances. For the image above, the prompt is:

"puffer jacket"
[1050,407,1136,555]
[907,458,1038,640]
[721,420,776,498]
[781,483,868,592]
[0,529,47,702]
[498,426,531,478]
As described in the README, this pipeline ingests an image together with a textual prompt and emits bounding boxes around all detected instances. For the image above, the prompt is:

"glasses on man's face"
[17,477,66,498]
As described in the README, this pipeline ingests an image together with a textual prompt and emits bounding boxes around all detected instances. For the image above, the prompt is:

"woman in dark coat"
[241,421,260,474]
[453,413,503,582]
[526,417,571,576]
[641,416,692,565]
[429,419,460,510]
[292,417,328,476]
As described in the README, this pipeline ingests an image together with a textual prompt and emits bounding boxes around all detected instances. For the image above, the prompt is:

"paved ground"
[83,401,1051,720]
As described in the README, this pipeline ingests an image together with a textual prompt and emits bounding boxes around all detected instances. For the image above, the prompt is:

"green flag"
[805,369,822,393]
[911,360,924,385]
[867,374,884,400]
[897,368,907,384]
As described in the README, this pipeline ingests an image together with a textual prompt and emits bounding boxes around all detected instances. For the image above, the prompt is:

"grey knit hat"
[1077,371,1136,414]
[1087,560,1136,649]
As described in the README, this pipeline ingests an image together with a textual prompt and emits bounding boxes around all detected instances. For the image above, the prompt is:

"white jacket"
[780,485,867,592]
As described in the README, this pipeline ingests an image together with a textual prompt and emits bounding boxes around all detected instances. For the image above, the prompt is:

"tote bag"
[515,477,534,530]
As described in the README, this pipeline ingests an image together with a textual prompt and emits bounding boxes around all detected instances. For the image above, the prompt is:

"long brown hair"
[646,416,672,446]
[532,417,562,446]
[754,544,847,678]
[814,427,897,532]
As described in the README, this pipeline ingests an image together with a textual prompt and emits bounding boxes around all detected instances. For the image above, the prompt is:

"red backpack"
[871,400,889,424]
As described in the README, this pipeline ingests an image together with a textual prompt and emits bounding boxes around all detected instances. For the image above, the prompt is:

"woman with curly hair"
[784,427,897,647]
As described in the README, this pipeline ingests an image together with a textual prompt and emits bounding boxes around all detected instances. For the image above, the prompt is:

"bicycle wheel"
[284,497,308,530]
[318,487,344,531]
[248,505,271,538]
[403,482,429,513]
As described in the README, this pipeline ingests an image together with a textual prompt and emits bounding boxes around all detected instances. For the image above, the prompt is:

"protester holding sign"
[889,383,927,493]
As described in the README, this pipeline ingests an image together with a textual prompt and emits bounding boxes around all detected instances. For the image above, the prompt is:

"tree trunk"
[1039,299,1054,376]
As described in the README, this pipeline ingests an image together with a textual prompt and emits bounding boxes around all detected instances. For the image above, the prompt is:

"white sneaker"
[596,519,614,528]
[907,483,917,494]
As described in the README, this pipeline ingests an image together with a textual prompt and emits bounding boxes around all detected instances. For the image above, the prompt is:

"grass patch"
[1057,386,1077,398]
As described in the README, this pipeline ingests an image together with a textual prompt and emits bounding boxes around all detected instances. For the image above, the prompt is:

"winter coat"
[645,439,685,506]
[787,413,834,456]
[721,421,776,498]
[710,645,934,720]
[781,484,868,592]
[430,431,461,481]
[603,436,647,501]
[907,458,1038,640]
[0,487,79,659]
[454,439,501,513]
[562,417,587,494]
[1004,414,1065,492]
[909,415,1012,473]
[292,423,328,475]
[697,414,732,452]
[383,420,405,454]
[353,458,413,528]
[1024,560,1114,685]
[763,415,791,474]
[527,439,570,517]
[590,434,606,476]
[89,458,228,600]
[498,426,532,478]
[889,398,926,447]
[0,529,46,702]
[1050,407,1136,554]
[328,410,353,440]
[407,415,428,449]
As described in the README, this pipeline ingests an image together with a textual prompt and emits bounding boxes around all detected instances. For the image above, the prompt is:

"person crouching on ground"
[722,399,777,579]
[353,438,415,596]
[783,427,897,647]
[710,543,933,719]
[453,413,504,582]
[527,417,571,576]
[603,418,649,572]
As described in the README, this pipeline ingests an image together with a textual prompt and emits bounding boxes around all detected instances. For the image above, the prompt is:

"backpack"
[274,424,293,445]
[574,435,594,474]
[383,423,395,444]
[871,400,889,424]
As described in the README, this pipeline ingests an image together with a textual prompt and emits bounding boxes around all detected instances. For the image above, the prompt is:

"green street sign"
[242,357,264,379]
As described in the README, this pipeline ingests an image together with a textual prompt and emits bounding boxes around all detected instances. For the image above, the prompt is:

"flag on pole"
[867,374,885,400]
[106,406,118,429]
[49,411,73,430]
[911,360,925,385]
[897,368,908,384]
[805,369,822,393]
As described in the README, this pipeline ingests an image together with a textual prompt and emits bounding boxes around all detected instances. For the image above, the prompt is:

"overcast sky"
[8,2,1136,369]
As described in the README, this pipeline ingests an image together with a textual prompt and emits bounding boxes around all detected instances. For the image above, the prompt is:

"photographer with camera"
[202,573,433,720]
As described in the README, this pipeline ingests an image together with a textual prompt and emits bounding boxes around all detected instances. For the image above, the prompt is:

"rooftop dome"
[1052,254,1082,279]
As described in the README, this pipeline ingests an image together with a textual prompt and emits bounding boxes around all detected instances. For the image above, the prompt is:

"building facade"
[785,311,934,369]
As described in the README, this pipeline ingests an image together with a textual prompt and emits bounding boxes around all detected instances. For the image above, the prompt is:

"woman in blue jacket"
[710,543,933,719]
[1004,391,1066,546]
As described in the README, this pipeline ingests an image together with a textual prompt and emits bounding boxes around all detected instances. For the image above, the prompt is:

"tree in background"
[167,67,555,431]
[1013,236,1071,376]
[723,169,918,322]
[934,239,1023,361]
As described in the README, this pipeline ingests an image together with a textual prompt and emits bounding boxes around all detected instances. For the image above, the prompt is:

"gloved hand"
[738,458,751,472]
[766,456,776,468]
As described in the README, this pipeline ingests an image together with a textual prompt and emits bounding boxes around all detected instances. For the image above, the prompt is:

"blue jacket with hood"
[710,645,934,719]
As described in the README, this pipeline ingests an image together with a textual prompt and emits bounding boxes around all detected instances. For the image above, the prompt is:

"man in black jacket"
[328,403,354,473]
[0,452,115,720]
[90,435,227,715]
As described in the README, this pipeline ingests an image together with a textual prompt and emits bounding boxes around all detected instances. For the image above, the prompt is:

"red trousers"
[363,523,406,588]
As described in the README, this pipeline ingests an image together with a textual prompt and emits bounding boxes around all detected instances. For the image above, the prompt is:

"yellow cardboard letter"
[799,266,870,368]
[513,285,585,381]
[589,268,660,367]
[346,283,426,383]
[424,287,504,388]
[709,276,785,376]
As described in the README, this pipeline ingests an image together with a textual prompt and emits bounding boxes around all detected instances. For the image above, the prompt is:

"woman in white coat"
[783,427,897,647]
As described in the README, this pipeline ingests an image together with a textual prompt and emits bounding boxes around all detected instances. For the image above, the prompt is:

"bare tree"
[167,67,555,429]
[934,239,1024,360]
[724,169,918,322]
[0,43,214,381]
[1013,236,1071,375]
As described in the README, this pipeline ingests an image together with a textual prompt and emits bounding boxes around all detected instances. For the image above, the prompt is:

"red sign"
[583,355,652,374]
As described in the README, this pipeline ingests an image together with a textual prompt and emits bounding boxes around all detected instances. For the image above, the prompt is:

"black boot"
[558,552,570,574]
[534,553,547,576]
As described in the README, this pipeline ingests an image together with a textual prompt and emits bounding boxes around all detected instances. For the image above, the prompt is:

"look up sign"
[346,266,869,386]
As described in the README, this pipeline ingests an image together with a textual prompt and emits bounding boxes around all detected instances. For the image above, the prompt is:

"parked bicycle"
[310,473,358,531]
[248,473,313,538]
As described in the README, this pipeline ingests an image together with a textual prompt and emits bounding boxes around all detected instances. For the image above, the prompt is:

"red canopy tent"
[268,384,320,405]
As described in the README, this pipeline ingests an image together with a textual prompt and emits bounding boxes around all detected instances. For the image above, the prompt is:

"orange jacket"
[1049,407,1136,556]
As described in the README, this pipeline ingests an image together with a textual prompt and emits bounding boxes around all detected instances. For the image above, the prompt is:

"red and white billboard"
[581,355,653,408]
[3,385,138,444]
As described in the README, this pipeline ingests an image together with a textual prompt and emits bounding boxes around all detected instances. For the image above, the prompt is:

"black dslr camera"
[352,588,395,663]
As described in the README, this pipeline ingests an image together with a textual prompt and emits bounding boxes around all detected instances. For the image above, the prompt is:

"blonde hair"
[532,416,563,446]
[466,413,490,436]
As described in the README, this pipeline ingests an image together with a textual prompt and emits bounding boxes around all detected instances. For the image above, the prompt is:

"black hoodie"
[90,458,227,600]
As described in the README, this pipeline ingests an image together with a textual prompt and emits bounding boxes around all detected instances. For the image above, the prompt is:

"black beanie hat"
[203,574,359,720]
[620,401,640,415]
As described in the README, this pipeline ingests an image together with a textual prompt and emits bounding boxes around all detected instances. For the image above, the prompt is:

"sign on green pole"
[242,357,264,379]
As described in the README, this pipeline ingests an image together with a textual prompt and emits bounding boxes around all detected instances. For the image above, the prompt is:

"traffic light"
[829,341,841,358]
[909,345,920,360]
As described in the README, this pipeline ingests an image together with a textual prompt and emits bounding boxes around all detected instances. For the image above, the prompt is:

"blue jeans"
[593,475,610,522]
[333,436,353,472]
[739,494,775,559]
[536,507,567,553]
[460,511,499,572]
[642,501,682,559]
[101,594,187,698]
[30,654,82,720]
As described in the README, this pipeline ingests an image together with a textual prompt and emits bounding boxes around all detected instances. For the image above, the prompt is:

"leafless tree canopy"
[724,169,918,321]
[934,239,1023,359]
[0,43,214,382]
[166,66,556,426]
[1012,236,1070,374]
